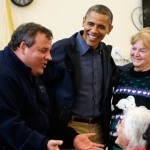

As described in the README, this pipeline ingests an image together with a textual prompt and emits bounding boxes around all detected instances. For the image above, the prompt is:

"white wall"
[0,0,143,60]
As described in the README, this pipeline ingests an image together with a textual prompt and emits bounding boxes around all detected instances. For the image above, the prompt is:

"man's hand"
[73,133,104,150]
[47,140,63,150]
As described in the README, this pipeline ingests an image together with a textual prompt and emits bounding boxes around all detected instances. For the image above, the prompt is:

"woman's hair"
[131,27,150,49]
[84,4,113,24]
[123,106,150,148]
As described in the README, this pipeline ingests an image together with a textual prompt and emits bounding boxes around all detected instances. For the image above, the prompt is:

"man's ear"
[82,17,86,27]
[19,41,26,55]
[107,25,113,35]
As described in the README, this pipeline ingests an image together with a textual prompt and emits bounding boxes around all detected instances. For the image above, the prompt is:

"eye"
[87,22,94,27]
[118,120,122,124]
[98,25,106,30]
[139,49,145,53]
[117,119,124,127]
[132,47,136,51]
[39,48,49,54]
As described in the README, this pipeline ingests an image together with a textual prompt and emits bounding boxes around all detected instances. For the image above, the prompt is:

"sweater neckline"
[130,67,150,78]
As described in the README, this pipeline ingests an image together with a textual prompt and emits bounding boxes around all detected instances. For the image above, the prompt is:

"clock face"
[11,0,33,7]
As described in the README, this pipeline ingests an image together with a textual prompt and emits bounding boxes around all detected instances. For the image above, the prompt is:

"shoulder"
[0,60,20,83]
[100,42,112,56]
[118,63,133,72]
[0,47,8,60]
[52,32,78,49]
[51,32,79,61]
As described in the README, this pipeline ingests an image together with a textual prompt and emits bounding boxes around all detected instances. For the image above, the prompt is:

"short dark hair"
[8,22,53,51]
[85,4,113,24]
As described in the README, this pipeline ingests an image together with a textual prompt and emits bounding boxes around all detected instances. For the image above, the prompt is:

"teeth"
[89,35,97,40]
[42,64,46,68]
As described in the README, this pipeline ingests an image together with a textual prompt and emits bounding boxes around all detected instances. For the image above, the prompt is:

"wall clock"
[11,0,33,7]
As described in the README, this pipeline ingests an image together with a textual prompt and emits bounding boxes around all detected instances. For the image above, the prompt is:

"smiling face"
[20,32,52,76]
[82,11,113,50]
[131,40,150,71]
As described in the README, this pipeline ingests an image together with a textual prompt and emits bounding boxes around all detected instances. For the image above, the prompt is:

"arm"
[43,42,75,123]
[47,129,104,150]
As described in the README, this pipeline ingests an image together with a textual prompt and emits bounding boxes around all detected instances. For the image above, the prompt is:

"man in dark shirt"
[43,4,119,148]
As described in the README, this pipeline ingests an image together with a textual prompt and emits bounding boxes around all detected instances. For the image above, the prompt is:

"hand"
[73,133,104,150]
[47,140,63,150]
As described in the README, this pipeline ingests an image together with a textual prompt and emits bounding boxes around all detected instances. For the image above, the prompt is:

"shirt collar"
[76,31,101,55]
[76,31,90,55]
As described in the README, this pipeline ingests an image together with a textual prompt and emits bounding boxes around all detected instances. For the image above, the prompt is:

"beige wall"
[0,0,143,60]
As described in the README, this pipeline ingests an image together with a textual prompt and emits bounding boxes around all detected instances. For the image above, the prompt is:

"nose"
[45,52,52,61]
[91,25,99,33]
[133,49,140,56]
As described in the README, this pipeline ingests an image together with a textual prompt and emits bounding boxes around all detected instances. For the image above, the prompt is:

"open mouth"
[42,63,47,69]
[88,34,98,40]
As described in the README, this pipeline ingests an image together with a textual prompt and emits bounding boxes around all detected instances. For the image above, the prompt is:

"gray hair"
[8,22,53,51]
[123,106,150,148]
[84,4,113,24]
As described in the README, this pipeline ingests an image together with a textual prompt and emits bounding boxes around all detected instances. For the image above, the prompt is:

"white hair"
[123,106,150,148]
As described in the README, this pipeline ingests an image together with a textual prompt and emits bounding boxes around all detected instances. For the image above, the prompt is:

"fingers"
[91,148,104,150]
[47,140,63,150]
[49,140,63,146]
[93,142,104,148]
[91,143,105,150]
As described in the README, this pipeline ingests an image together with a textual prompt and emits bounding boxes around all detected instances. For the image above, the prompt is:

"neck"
[134,66,150,72]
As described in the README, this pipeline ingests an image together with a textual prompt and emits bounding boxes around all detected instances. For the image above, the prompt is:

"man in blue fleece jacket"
[0,22,104,150]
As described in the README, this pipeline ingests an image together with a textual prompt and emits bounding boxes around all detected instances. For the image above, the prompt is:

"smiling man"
[43,4,119,148]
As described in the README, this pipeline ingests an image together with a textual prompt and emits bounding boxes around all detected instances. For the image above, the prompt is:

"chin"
[115,139,119,145]
[133,64,140,68]
[38,71,44,75]
[86,40,97,48]
[115,139,121,147]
